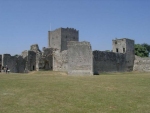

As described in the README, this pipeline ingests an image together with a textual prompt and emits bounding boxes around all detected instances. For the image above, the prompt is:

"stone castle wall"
[67,41,93,75]
[0,55,2,71]
[2,54,26,73]
[27,51,36,71]
[16,56,26,73]
[112,39,126,53]
[1,27,140,75]
[48,28,79,51]
[2,54,17,72]
[61,28,79,51]
[125,39,135,71]
[30,44,42,71]
[53,50,68,71]
[133,55,150,72]
[41,48,54,70]
[93,51,126,74]
[0,55,2,62]
[48,28,61,50]
[112,38,135,71]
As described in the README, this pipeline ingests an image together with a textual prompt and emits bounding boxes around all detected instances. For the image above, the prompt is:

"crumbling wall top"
[112,38,134,42]
[67,41,91,47]
[61,27,78,32]
[49,27,78,33]
[30,44,41,53]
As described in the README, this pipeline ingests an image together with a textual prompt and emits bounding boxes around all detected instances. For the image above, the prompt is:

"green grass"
[0,71,150,113]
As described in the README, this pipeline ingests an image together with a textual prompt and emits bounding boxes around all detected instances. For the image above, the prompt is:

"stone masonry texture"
[67,41,93,75]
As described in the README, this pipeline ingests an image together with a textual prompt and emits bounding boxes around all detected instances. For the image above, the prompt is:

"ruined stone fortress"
[0,27,149,75]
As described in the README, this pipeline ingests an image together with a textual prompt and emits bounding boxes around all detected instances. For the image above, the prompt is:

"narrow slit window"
[116,48,118,52]
[123,48,125,53]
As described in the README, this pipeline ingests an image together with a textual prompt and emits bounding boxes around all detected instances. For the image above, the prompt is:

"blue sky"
[0,0,150,55]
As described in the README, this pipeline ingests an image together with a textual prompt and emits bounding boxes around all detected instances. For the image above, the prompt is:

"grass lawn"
[0,71,150,113]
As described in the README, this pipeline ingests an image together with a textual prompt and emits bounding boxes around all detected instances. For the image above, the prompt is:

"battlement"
[112,38,134,42]
[61,27,78,33]
[49,27,78,33]
[3,54,11,57]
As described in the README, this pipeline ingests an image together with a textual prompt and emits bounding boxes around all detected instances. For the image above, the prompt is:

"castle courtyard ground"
[0,71,149,113]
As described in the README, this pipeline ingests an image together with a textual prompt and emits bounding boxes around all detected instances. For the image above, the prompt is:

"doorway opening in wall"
[0,64,1,72]
[33,65,35,70]
[44,60,49,70]
[117,63,119,71]
[123,48,125,53]
[116,48,119,52]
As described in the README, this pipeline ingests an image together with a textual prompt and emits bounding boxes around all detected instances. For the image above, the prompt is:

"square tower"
[48,28,79,51]
[112,38,134,54]
[112,38,135,71]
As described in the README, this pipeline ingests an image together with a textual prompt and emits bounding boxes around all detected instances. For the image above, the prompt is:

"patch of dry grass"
[0,71,150,113]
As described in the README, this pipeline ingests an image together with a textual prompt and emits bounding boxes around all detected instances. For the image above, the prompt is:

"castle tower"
[48,27,79,51]
[112,38,135,71]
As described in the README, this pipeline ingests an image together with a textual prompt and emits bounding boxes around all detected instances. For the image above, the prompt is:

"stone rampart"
[30,44,42,71]
[16,56,26,73]
[30,44,41,53]
[2,54,17,72]
[48,28,61,50]
[0,55,2,62]
[41,47,54,70]
[0,55,2,69]
[133,55,150,72]
[27,51,36,71]
[53,50,68,71]
[93,51,126,74]
[2,54,26,73]
[67,41,93,75]
[22,50,28,59]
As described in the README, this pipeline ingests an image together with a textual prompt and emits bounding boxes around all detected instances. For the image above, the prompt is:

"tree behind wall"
[141,43,150,56]
[135,44,149,57]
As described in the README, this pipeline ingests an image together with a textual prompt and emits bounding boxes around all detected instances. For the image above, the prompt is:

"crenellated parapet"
[61,27,79,33]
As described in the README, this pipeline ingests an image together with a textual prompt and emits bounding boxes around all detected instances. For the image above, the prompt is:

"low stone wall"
[133,55,150,72]
[93,51,126,74]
